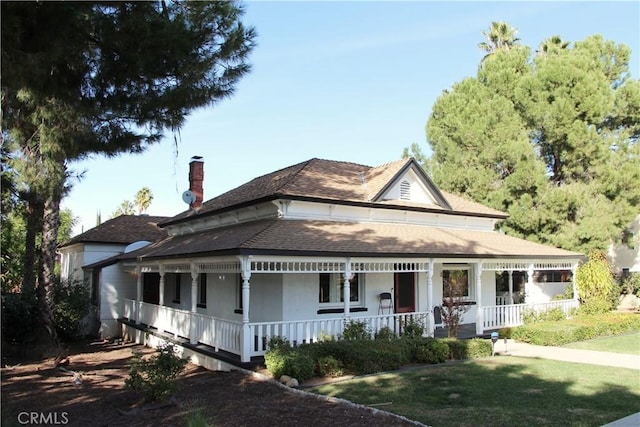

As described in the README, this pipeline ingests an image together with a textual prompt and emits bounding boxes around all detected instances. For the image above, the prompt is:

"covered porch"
[119,255,579,363]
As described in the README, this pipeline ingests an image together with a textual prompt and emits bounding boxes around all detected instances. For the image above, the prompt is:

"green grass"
[310,357,640,427]
[562,332,640,355]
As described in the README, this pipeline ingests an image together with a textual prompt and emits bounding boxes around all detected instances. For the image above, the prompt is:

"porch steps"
[117,318,265,371]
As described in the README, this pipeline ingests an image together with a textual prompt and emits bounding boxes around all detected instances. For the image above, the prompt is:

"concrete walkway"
[495,340,640,370]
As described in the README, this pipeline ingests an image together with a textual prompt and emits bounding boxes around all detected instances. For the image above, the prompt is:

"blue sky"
[62,1,640,236]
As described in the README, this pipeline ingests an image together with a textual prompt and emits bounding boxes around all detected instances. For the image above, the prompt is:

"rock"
[279,375,291,384]
[285,378,299,388]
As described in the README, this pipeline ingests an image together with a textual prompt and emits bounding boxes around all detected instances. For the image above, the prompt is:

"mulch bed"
[1,340,422,426]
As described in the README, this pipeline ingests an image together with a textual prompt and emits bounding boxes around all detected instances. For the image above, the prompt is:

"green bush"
[442,338,492,360]
[522,307,567,324]
[442,338,467,360]
[316,355,343,377]
[466,338,492,358]
[310,339,410,375]
[52,278,91,341]
[264,343,315,381]
[342,320,371,340]
[620,273,640,297]
[413,337,449,364]
[512,312,640,346]
[374,326,397,340]
[1,292,38,345]
[498,327,512,339]
[125,342,188,401]
[401,316,425,338]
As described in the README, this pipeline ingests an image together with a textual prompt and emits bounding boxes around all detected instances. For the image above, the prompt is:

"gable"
[371,159,453,210]
[377,168,439,205]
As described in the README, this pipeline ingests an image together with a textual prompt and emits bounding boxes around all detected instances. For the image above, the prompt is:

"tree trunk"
[36,176,64,355]
[22,191,43,297]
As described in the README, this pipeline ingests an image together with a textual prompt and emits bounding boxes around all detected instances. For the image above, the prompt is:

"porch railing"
[247,311,432,358]
[482,299,578,330]
[121,299,432,360]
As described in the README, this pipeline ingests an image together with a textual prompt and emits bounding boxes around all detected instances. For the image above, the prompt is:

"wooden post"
[157,264,165,333]
[475,261,483,335]
[343,258,352,320]
[135,266,142,324]
[508,271,514,304]
[427,259,435,336]
[240,256,252,363]
[190,266,199,345]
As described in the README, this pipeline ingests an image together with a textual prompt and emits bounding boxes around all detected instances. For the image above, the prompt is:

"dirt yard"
[1,341,421,427]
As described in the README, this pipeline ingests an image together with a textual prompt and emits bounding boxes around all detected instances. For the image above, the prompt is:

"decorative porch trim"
[483,260,576,271]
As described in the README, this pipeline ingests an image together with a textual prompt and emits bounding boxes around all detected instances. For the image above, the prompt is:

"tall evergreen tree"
[1,1,256,349]
[425,25,639,254]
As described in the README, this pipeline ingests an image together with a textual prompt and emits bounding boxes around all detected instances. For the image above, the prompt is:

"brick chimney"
[189,156,204,210]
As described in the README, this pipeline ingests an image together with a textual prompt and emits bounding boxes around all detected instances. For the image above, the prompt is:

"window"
[197,273,207,308]
[173,273,181,304]
[400,180,411,200]
[319,273,360,304]
[443,268,470,299]
[534,270,572,283]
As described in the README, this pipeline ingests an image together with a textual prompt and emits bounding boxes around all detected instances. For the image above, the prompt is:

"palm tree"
[112,200,136,217]
[478,21,520,61]
[135,187,153,214]
[536,35,570,57]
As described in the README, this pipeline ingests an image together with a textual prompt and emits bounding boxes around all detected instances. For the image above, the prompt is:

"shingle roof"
[60,215,169,247]
[122,218,581,261]
[161,158,506,226]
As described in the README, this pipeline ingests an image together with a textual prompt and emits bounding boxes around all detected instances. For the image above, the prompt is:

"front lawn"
[310,357,640,427]
[563,331,640,355]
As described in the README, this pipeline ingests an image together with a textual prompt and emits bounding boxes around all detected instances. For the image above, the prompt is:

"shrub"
[511,312,640,346]
[466,338,492,358]
[442,338,467,360]
[575,250,616,313]
[316,355,343,377]
[523,307,568,324]
[442,338,492,360]
[342,320,371,340]
[125,342,188,401]
[413,337,449,364]
[498,327,512,339]
[401,316,425,338]
[52,278,91,341]
[264,342,315,381]
[620,273,640,297]
[1,292,38,345]
[267,335,291,351]
[374,326,397,340]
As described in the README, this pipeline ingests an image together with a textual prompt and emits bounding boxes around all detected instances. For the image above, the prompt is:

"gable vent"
[400,180,411,200]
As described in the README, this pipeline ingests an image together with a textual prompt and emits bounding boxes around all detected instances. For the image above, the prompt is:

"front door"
[394,272,415,313]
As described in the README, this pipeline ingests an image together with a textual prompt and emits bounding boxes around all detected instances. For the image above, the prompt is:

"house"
[58,214,168,338]
[98,156,582,364]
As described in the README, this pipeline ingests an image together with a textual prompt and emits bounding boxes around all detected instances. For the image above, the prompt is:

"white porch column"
[343,259,352,320]
[240,256,252,363]
[135,266,142,324]
[157,264,165,333]
[475,261,484,335]
[571,262,579,301]
[427,259,435,337]
[508,271,514,304]
[189,265,199,345]
[526,263,535,303]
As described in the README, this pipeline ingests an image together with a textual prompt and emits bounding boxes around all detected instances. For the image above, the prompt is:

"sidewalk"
[494,340,640,370]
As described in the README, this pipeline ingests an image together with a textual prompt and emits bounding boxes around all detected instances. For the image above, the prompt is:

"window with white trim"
[318,273,361,305]
[442,265,474,300]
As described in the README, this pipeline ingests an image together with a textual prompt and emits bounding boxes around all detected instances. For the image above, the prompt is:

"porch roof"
[119,218,581,261]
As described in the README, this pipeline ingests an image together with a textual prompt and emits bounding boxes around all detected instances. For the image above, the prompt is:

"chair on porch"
[378,292,393,314]
[433,305,443,329]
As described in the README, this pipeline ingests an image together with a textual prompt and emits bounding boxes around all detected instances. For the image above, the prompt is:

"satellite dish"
[182,190,196,204]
